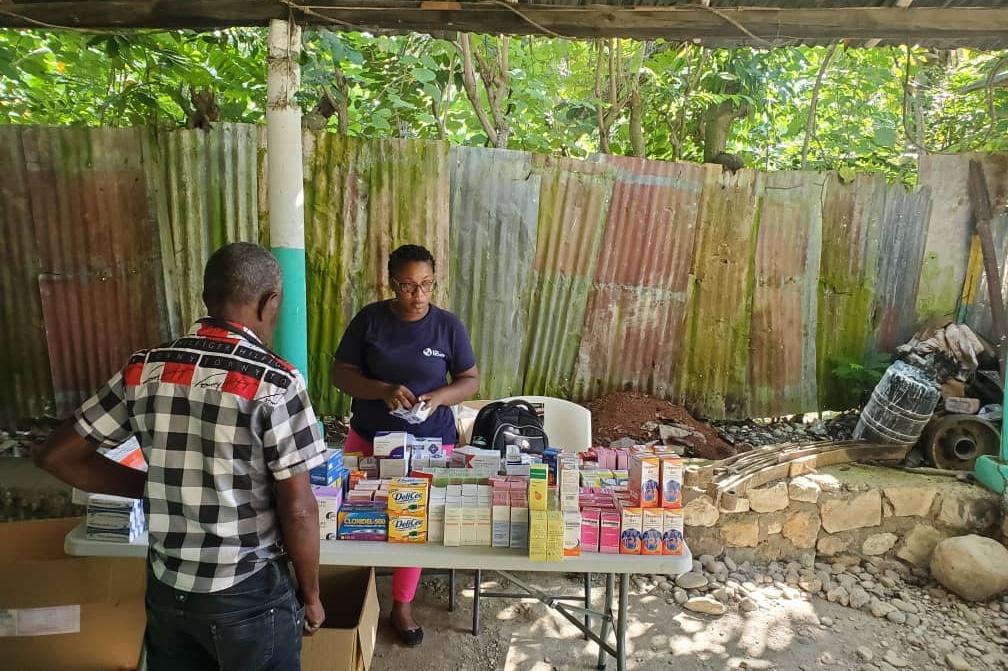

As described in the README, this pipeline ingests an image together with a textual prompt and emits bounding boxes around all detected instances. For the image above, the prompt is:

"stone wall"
[684,464,1006,567]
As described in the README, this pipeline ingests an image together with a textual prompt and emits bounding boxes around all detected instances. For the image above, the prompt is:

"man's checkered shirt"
[74,318,327,593]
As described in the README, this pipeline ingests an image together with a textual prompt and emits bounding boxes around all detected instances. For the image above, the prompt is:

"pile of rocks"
[630,553,1008,670]
[713,413,859,449]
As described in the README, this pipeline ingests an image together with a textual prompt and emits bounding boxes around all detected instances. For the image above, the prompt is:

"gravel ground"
[368,555,1008,671]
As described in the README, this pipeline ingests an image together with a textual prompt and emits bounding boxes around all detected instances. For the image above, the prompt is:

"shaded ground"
[368,571,1007,671]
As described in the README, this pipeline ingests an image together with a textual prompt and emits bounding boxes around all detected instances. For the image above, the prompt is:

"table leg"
[583,572,591,641]
[449,568,456,612]
[596,573,614,670]
[617,573,628,671]
[472,569,482,635]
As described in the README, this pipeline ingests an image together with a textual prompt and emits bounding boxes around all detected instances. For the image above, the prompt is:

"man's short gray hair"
[203,242,282,308]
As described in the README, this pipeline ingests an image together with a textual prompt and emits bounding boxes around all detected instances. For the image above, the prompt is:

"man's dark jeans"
[144,561,305,671]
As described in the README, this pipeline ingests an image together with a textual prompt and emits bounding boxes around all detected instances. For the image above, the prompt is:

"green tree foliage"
[2,27,1006,183]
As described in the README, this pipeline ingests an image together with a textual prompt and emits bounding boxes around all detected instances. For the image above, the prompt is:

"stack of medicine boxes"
[310,448,344,487]
[443,482,492,546]
[85,494,146,542]
[528,463,569,561]
[625,447,684,556]
[311,447,346,540]
[489,476,529,549]
[387,477,429,543]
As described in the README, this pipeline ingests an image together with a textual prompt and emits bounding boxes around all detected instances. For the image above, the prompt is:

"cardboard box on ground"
[0,517,146,671]
[301,567,379,671]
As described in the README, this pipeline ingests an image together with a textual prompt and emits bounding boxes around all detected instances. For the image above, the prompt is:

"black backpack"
[470,399,549,454]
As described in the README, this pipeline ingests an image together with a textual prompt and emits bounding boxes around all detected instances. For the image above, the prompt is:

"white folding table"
[66,523,692,670]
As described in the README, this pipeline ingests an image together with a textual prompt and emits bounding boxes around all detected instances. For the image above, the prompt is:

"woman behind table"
[331,243,479,647]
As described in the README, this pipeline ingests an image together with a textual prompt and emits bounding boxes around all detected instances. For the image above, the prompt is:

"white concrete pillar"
[266,19,309,377]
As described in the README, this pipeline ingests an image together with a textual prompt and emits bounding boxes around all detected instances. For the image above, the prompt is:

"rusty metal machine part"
[923,414,1000,471]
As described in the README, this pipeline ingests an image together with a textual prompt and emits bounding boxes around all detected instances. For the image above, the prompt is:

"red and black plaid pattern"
[74,318,326,593]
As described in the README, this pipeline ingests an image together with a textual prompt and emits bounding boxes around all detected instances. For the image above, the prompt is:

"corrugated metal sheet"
[21,127,164,415]
[523,155,614,399]
[573,156,707,401]
[149,124,261,335]
[448,146,540,400]
[816,172,887,409]
[679,168,762,418]
[960,154,1008,342]
[871,183,932,352]
[916,154,976,323]
[0,127,52,421]
[4,123,1003,423]
[303,135,451,411]
[917,153,1008,344]
[747,171,824,417]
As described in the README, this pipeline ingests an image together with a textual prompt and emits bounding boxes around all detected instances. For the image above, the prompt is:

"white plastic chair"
[501,395,592,452]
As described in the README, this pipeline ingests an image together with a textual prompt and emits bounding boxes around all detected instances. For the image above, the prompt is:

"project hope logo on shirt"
[422,347,446,359]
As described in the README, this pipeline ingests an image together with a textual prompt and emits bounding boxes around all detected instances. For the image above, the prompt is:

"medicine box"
[374,431,413,458]
[663,509,685,556]
[388,515,427,543]
[659,454,684,509]
[563,510,581,557]
[529,464,549,511]
[599,509,621,554]
[387,478,429,514]
[337,511,388,541]
[580,507,600,553]
[629,454,660,508]
[310,448,344,486]
[619,505,642,555]
[641,508,664,556]
[380,457,410,479]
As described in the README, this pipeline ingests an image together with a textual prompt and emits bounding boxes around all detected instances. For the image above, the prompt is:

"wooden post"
[967,159,1007,381]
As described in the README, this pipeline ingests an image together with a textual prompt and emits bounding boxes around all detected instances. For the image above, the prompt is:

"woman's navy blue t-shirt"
[333,300,477,442]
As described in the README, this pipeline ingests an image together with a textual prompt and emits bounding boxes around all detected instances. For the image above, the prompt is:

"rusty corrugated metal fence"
[0,124,998,423]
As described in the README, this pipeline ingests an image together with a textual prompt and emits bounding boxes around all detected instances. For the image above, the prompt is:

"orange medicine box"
[619,505,642,554]
[658,454,683,509]
[662,509,685,556]
[641,508,664,555]
[629,454,660,508]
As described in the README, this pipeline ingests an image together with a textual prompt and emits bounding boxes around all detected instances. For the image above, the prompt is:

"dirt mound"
[583,391,737,460]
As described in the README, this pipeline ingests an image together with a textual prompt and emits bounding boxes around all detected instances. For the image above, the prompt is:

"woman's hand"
[383,384,417,411]
[417,388,449,413]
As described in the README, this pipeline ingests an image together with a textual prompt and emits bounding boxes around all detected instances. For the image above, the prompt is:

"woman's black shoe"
[394,625,424,647]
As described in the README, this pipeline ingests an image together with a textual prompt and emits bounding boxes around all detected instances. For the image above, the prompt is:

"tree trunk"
[629,87,644,157]
[800,42,837,169]
[458,33,510,148]
[702,99,736,163]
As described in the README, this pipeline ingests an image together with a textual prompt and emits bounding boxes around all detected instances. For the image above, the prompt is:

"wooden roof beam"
[1,4,1007,49]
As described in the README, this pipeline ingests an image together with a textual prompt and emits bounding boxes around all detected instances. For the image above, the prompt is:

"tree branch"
[458,33,499,147]
[801,42,837,170]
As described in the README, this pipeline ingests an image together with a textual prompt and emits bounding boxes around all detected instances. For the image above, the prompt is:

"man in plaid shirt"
[36,242,328,671]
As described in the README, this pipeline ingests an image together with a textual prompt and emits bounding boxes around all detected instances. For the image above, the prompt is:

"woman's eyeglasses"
[392,279,437,295]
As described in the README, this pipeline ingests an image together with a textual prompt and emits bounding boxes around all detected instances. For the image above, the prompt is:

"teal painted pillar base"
[272,245,309,379]
[975,455,1008,495]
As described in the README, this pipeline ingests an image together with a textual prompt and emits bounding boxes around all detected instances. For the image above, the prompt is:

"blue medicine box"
[310,448,344,486]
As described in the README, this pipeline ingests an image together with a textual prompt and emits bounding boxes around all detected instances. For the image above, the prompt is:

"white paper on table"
[9,605,80,636]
